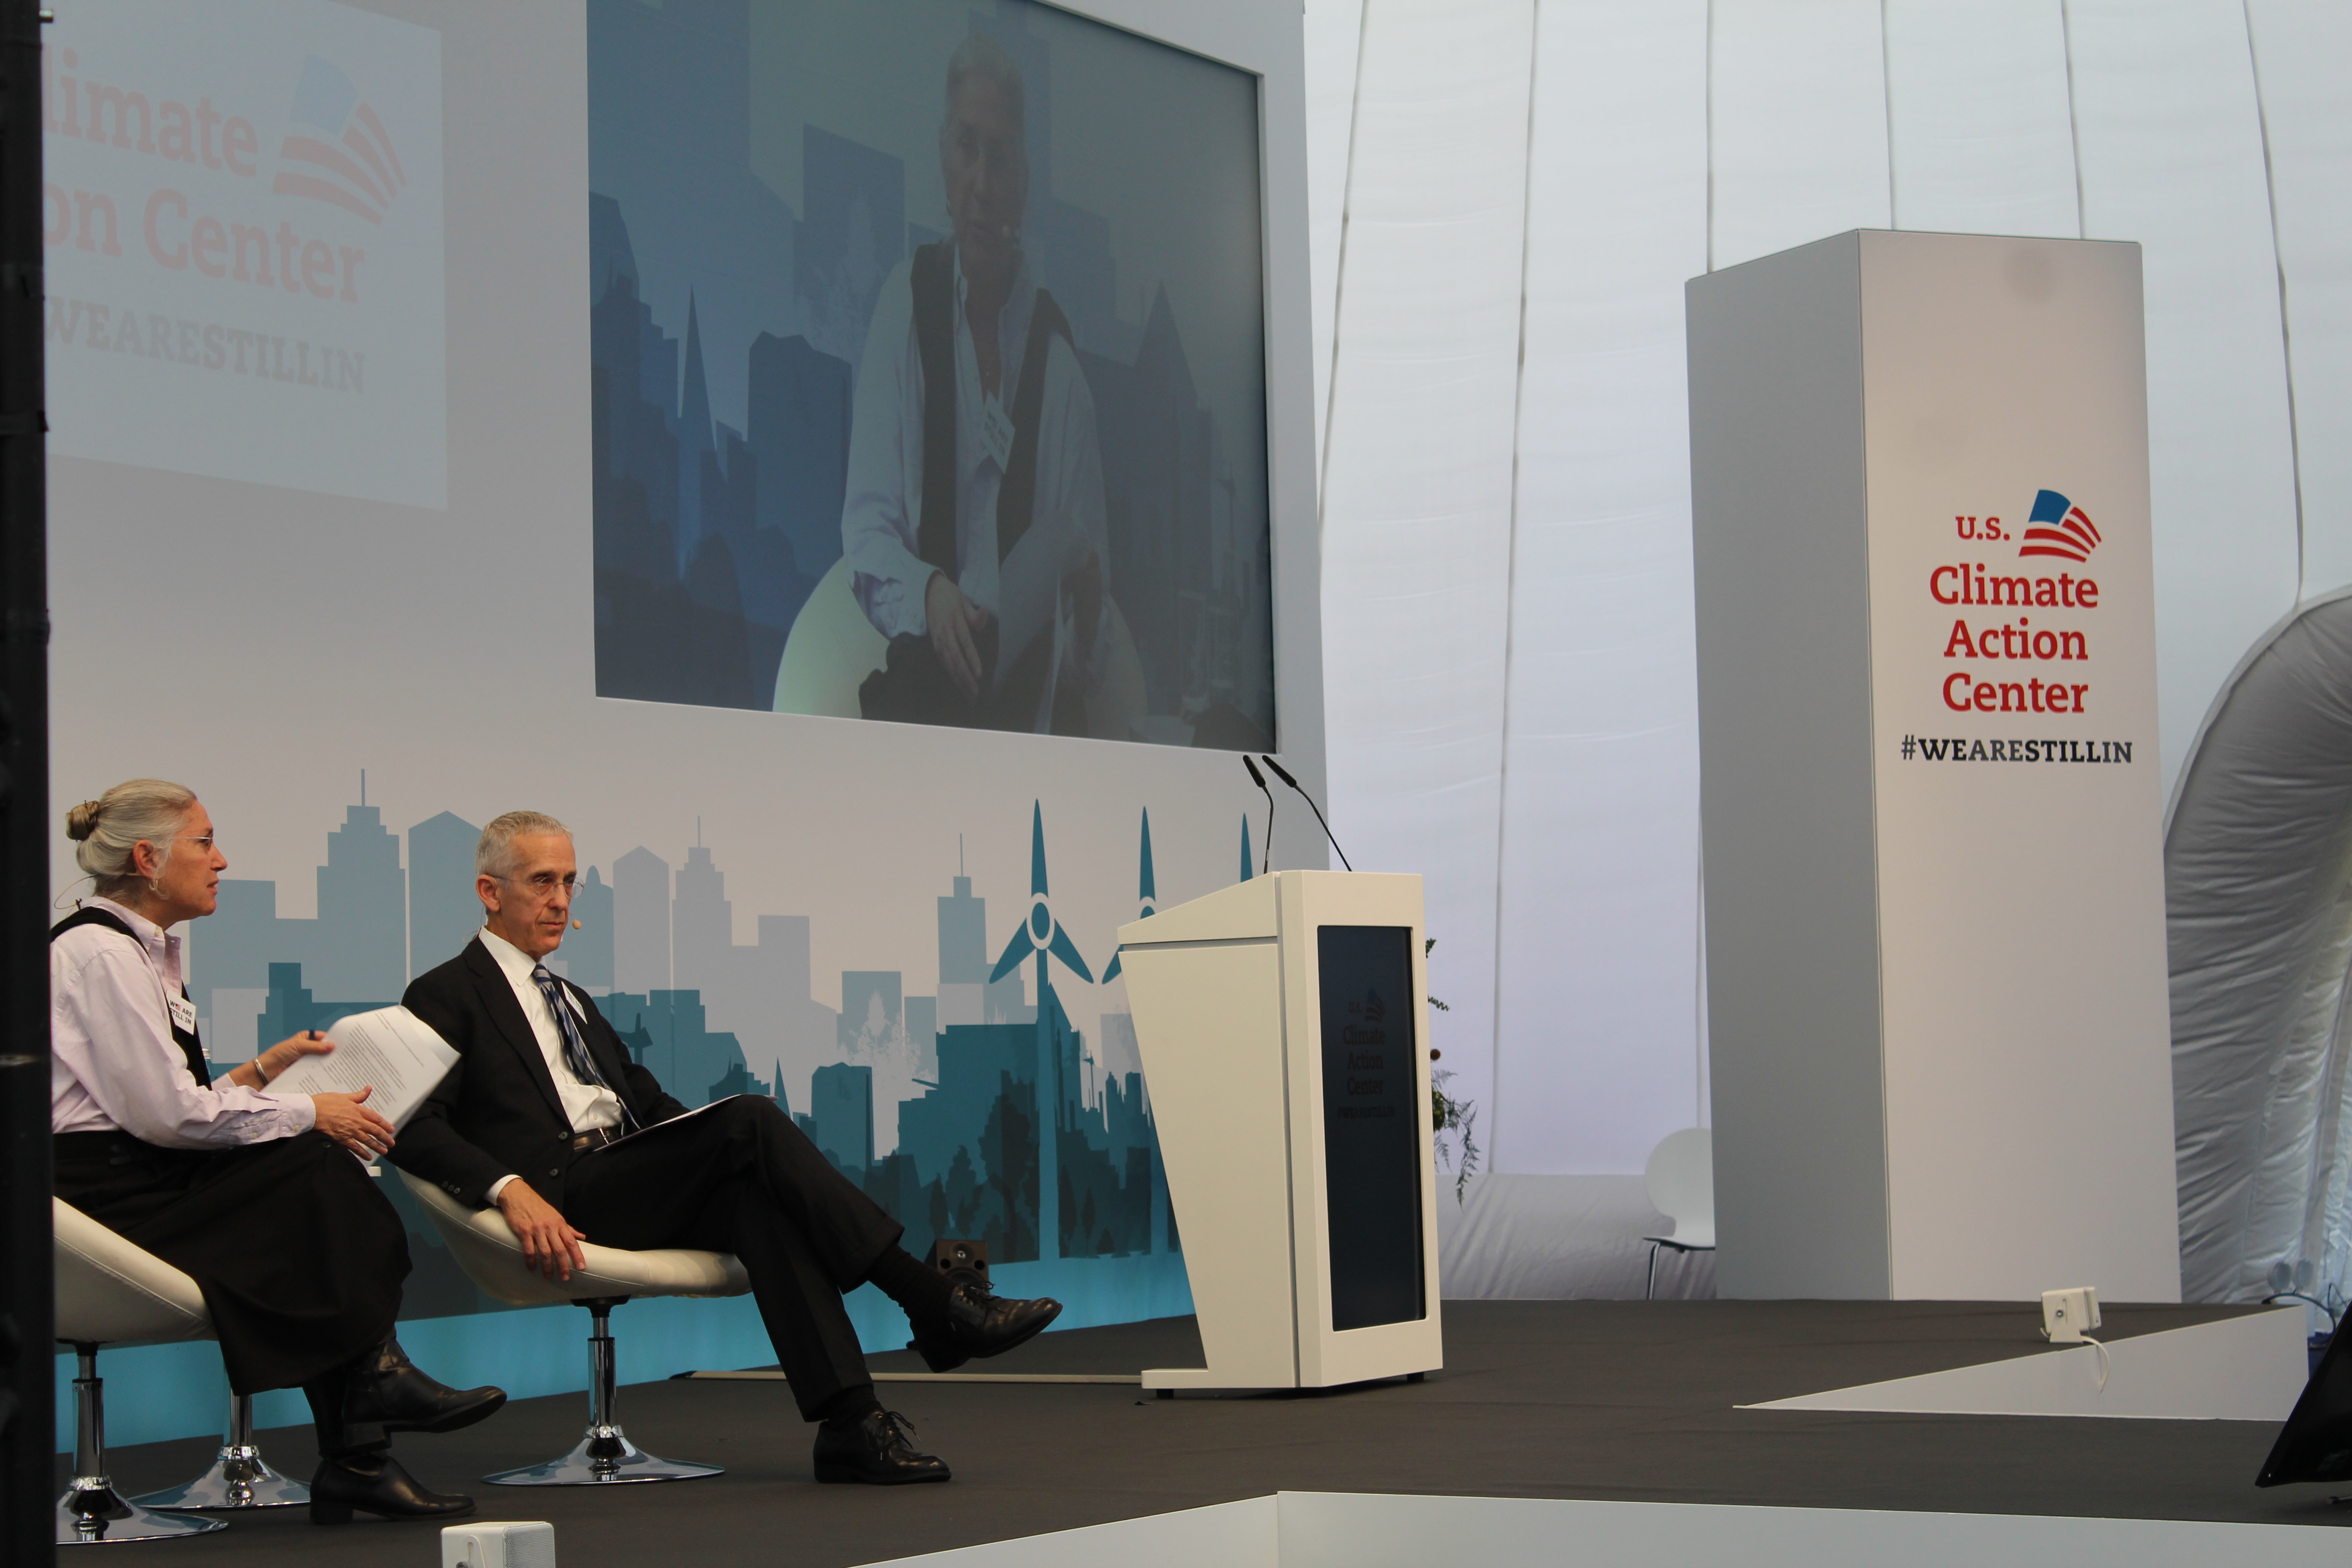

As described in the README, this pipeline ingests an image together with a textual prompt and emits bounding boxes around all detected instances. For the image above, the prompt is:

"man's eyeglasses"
[495,872,580,901]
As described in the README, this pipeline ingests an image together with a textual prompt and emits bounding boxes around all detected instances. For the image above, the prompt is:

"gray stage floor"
[57,1300,2348,1565]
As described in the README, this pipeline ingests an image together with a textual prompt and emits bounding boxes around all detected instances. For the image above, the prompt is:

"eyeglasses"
[495,872,580,901]
[176,834,218,852]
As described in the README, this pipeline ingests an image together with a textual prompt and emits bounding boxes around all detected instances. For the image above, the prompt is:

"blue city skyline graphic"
[190,787,1179,1323]
[585,0,1274,742]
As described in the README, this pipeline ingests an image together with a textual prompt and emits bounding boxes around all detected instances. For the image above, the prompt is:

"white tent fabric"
[1494,1,1707,1173]
[1438,1174,1714,1301]
[1317,0,1535,1150]
[2069,0,2303,794]
[1308,0,2351,1294]
[2250,2,2352,595]
[2169,592,2352,1305]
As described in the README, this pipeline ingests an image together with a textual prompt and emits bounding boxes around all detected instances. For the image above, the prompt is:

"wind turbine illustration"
[1101,808,1157,983]
[987,802,1091,1259]
[989,802,1095,988]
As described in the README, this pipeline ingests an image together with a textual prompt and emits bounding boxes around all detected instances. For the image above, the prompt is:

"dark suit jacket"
[393,936,689,1211]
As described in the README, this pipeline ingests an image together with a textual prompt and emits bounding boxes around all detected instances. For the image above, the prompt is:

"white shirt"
[840,250,1111,699]
[476,926,621,1204]
[51,896,315,1146]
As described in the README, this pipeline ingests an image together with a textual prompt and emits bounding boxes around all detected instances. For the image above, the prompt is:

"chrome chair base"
[57,1480,230,1544]
[485,1424,722,1486]
[485,1299,722,1485]
[131,1443,311,1510]
[131,1393,311,1511]
[57,1345,234,1544]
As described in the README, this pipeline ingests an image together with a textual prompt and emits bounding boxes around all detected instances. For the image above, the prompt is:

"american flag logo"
[270,55,405,226]
[2018,488,2100,563]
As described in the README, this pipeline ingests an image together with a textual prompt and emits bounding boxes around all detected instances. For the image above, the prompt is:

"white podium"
[1686,230,2176,1300]
[1117,870,1443,1391]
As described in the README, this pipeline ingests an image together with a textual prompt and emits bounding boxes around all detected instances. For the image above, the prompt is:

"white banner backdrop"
[47,0,1329,1444]
[42,0,446,506]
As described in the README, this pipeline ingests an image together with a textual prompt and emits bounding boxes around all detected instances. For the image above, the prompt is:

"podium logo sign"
[40,1,446,508]
[2018,489,2102,563]
[1924,486,2123,735]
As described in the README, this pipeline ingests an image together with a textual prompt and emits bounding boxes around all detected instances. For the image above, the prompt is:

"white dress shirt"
[51,896,315,1147]
[476,926,621,1203]
[840,250,1111,698]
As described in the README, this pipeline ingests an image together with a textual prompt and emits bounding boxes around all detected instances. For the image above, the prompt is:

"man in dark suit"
[393,810,1059,1484]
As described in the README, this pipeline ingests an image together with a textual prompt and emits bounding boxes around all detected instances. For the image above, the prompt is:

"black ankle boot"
[344,1337,507,1436]
[908,1285,1063,1373]
[812,1409,951,1485]
[309,1450,475,1524]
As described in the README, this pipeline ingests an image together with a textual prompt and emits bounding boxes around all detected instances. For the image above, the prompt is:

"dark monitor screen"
[1317,924,1426,1332]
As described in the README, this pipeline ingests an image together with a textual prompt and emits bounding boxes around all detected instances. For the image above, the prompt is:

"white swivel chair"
[1640,1128,1717,1300]
[53,1198,302,1544]
[398,1171,750,1485]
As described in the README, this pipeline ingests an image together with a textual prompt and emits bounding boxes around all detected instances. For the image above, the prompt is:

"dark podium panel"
[1317,924,1426,1332]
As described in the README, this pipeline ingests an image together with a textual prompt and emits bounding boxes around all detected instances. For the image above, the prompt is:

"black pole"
[0,0,51,1561]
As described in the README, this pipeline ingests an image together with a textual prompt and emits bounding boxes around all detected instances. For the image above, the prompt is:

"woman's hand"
[227,1029,332,1091]
[311,1087,397,1159]
[496,1180,588,1281]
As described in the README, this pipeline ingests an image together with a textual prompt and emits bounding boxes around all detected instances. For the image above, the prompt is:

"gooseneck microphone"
[1259,755,1352,872]
[1241,755,1274,875]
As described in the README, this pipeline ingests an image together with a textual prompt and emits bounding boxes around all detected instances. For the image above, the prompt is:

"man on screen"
[392,812,1061,1485]
[842,32,1112,734]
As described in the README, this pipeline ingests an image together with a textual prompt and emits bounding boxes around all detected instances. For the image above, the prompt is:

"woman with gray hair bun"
[52,778,507,1526]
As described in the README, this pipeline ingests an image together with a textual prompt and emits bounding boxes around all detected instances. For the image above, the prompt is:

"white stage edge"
[857,1490,2345,1568]
[1745,1308,2306,1421]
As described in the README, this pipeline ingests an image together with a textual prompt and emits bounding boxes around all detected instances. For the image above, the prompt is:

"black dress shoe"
[309,1452,475,1524]
[347,1337,508,1435]
[812,1411,951,1485]
[909,1284,1063,1373]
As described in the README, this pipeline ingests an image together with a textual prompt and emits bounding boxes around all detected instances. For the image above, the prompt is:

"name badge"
[167,994,198,1035]
[980,393,1016,471]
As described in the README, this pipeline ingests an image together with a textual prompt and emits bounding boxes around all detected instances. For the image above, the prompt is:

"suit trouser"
[564,1097,902,1420]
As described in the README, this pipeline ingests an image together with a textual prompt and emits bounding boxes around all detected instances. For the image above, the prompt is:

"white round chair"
[53,1197,308,1544]
[1640,1128,1717,1300]
[397,1170,750,1485]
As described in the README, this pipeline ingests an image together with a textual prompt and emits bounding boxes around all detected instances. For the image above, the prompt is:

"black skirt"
[54,1130,410,1395]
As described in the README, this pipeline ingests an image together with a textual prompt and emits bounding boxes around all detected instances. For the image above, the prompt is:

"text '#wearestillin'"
[1898,734,2134,764]
[44,294,364,392]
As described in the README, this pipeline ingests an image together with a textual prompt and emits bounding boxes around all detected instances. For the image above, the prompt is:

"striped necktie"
[532,964,636,1132]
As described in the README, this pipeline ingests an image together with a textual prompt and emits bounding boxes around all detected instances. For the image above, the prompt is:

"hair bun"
[65,800,103,841]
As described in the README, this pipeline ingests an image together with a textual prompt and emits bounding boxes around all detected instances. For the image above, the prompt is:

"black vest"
[909,239,1074,578]
[51,906,211,1088]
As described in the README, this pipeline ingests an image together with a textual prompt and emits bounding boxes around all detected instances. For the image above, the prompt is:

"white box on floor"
[1687,230,2176,1301]
[442,1521,555,1568]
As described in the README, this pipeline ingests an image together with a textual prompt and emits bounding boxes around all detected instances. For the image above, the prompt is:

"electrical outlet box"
[2041,1286,2102,1343]
[442,1522,555,1568]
